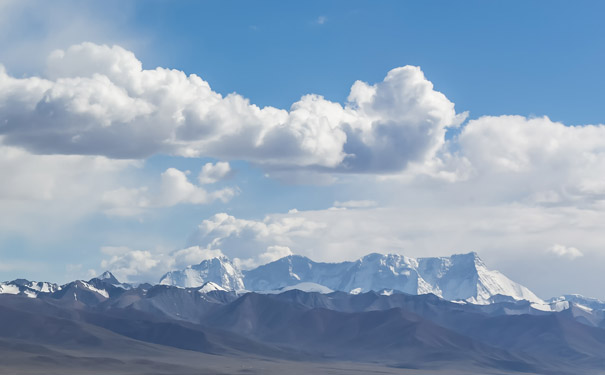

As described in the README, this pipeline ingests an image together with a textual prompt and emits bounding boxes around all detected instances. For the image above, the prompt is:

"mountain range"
[160,252,543,304]
[2,251,605,374]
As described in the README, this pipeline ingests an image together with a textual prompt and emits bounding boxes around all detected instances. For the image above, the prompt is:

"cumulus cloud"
[100,167,237,216]
[0,42,464,173]
[450,115,605,206]
[99,245,228,283]
[170,246,227,269]
[156,167,236,206]
[198,161,231,184]
[100,246,161,282]
[548,244,583,260]
[98,243,276,283]
[458,116,605,174]
[182,212,326,268]
[98,211,311,280]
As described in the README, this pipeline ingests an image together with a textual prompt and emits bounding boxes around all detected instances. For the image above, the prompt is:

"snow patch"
[0,283,20,295]
[80,281,109,298]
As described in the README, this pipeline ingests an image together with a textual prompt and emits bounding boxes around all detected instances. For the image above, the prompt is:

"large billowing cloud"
[0,42,464,172]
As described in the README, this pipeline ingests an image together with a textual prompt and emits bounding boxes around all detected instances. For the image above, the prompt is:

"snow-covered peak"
[160,256,244,290]
[244,251,543,304]
[12,279,61,293]
[413,251,542,304]
[95,271,120,284]
[0,279,61,298]
[157,251,543,305]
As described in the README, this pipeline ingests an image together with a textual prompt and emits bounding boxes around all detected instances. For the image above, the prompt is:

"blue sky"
[1,0,605,299]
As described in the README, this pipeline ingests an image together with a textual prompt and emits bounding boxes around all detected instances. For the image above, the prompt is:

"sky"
[1,0,605,299]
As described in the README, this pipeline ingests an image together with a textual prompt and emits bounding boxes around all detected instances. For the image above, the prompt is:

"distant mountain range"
[160,252,543,304]
[2,252,605,374]
[1,268,605,374]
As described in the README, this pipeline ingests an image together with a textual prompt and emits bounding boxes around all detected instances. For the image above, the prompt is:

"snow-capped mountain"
[0,279,61,298]
[0,272,129,301]
[244,252,542,304]
[160,251,542,304]
[159,256,245,290]
[95,271,121,285]
[87,271,132,292]
[3,275,605,374]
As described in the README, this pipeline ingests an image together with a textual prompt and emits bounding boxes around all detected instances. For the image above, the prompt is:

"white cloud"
[156,167,236,206]
[198,161,231,184]
[450,115,605,206]
[333,200,377,208]
[234,245,294,270]
[100,167,237,216]
[258,245,293,263]
[0,1,139,77]
[101,187,149,217]
[0,141,139,236]
[96,201,605,296]
[0,141,134,202]
[170,246,226,270]
[548,244,583,260]
[3,42,605,297]
[98,242,295,283]
[100,246,160,282]
[316,16,327,25]
[98,245,227,283]
[458,115,605,174]
[0,43,464,174]
[182,205,605,297]
[187,212,325,263]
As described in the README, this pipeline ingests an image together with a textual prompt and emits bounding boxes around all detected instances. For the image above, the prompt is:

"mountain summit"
[159,251,542,304]
[91,271,120,285]
[159,256,245,290]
